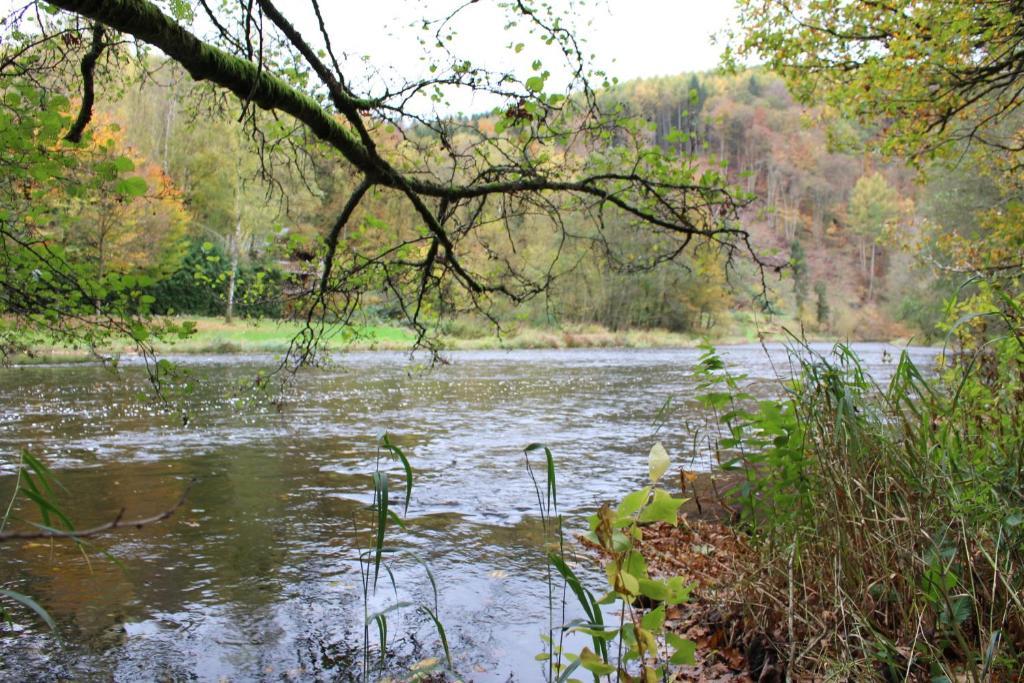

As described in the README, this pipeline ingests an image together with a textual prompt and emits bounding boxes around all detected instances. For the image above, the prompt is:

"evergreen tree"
[790,239,808,317]
[814,281,829,327]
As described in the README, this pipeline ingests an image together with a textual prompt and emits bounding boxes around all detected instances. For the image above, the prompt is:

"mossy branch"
[47,0,377,173]
[64,22,105,143]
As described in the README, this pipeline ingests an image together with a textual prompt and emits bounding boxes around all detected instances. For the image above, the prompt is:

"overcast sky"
[1,1,738,113]
[583,1,736,77]
[312,1,735,76]
[305,0,738,113]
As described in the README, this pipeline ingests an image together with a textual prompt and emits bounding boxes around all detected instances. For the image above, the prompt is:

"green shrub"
[146,240,284,318]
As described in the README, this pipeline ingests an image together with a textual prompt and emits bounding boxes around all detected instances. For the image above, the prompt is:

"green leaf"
[617,487,651,517]
[371,471,388,588]
[0,589,58,634]
[944,595,973,626]
[112,156,135,173]
[638,578,669,602]
[578,647,615,675]
[637,489,683,525]
[21,451,60,496]
[572,626,619,640]
[115,176,148,197]
[381,433,414,515]
[667,633,697,665]
[649,442,670,483]
[641,605,665,631]
[418,605,452,669]
[525,75,545,93]
[525,443,557,509]
[374,613,387,665]
[618,569,640,595]
[622,550,648,579]
[663,576,692,605]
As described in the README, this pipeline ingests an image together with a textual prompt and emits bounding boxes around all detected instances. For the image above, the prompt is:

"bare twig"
[0,478,196,542]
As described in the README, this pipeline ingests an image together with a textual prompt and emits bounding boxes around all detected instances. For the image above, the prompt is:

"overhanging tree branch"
[43,0,750,235]
[30,0,762,364]
[64,21,105,143]
[45,0,378,173]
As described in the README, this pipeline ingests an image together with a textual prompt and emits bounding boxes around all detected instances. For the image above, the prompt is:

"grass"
[695,341,1024,680]
[4,308,893,362]
[153,317,419,353]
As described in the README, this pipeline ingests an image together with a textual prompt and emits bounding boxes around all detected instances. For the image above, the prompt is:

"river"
[0,343,937,681]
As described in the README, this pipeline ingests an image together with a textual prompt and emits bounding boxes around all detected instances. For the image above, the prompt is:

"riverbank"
[606,469,761,682]
[624,342,1024,682]
[5,313,910,364]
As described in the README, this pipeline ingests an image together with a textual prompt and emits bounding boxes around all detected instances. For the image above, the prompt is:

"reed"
[697,340,1024,680]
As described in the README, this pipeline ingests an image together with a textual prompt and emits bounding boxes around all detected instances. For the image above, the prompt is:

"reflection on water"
[0,344,936,681]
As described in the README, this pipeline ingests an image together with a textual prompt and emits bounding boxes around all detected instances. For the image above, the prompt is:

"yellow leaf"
[411,657,438,671]
[649,442,670,484]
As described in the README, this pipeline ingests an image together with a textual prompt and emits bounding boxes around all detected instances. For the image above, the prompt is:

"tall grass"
[701,341,1024,680]
[356,433,451,680]
[0,451,65,635]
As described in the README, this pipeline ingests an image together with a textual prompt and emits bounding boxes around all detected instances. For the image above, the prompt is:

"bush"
[146,240,284,318]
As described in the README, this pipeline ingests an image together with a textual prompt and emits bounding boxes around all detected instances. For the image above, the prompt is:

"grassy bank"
[651,342,1024,681]
[5,310,874,362]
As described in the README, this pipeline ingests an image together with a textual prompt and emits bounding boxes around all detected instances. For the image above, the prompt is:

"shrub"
[146,240,284,318]
[695,342,1024,680]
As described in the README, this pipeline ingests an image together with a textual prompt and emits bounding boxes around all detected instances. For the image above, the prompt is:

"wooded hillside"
[81,67,961,341]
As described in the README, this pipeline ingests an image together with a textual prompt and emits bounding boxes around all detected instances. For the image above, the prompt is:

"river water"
[0,343,937,681]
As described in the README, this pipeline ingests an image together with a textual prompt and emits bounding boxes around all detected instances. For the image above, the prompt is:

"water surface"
[0,343,936,681]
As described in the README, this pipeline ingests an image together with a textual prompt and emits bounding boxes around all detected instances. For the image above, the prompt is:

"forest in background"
[59,65,973,345]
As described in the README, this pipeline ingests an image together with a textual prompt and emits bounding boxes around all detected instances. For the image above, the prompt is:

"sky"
[0,0,738,114]
[583,1,736,78]
[305,0,738,113]
[310,0,735,76]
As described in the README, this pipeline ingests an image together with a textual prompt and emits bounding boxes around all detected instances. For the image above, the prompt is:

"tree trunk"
[225,185,243,323]
[867,243,876,302]
[161,97,174,172]
[226,219,241,325]
[96,232,105,315]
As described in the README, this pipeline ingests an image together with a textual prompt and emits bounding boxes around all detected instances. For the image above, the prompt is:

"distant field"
[152,318,420,353]
[5,311,878,363]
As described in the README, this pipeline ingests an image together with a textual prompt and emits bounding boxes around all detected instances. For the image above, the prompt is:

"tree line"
[5,60,969,346]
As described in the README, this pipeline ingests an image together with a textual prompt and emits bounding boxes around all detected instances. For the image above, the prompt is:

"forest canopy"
[729,0,1024,343]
